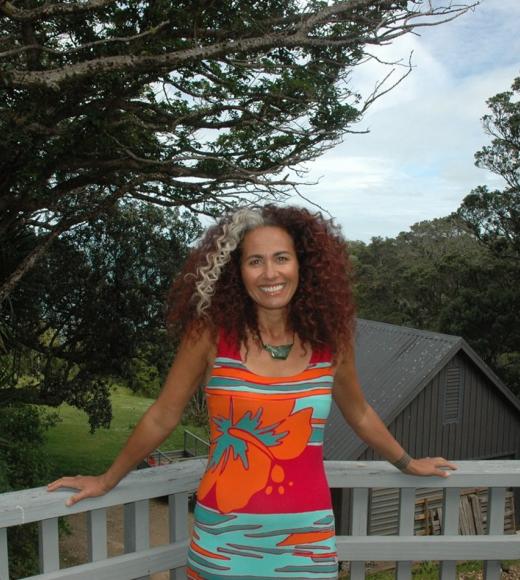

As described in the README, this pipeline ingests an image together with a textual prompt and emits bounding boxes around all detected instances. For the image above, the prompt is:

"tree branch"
[2,2,476,89]
[0,0,117,21]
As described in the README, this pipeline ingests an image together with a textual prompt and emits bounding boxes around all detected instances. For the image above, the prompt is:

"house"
[325,318,520,534]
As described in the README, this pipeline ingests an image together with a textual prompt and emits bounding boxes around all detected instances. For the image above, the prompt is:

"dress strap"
[309,344,333,365]
[217,328,242,360]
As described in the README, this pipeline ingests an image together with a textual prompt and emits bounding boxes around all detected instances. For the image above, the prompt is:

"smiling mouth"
[259,284,285,294]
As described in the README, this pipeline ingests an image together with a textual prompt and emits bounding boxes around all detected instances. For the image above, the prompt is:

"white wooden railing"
[0,460,518,580]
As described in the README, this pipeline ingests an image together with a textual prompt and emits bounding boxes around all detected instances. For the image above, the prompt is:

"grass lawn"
[44,386,208,479]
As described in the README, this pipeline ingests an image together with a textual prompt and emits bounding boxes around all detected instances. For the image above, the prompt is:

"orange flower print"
[197,396,312,513]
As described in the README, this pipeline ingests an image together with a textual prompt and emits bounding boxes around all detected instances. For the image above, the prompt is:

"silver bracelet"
[392,452,412,471]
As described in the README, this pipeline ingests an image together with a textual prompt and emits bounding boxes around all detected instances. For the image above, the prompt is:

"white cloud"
[292,2,520,242]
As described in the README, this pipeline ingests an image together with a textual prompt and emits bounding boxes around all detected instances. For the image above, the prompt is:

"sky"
[292,0,520,242]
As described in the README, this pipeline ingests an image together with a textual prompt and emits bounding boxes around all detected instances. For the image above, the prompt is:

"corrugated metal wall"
[360,351,519,462]
[364,487,516,536]
[333,351,520,535]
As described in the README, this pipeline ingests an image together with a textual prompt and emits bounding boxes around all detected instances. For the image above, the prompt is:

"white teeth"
[260,284,284,294]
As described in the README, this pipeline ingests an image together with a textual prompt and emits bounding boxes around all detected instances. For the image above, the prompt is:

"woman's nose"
[263,260,277,279]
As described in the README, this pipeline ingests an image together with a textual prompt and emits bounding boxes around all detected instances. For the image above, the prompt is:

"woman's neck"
[256,307,292,343]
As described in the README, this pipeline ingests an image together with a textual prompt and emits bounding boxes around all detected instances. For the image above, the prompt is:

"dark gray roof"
[324,318,520,460]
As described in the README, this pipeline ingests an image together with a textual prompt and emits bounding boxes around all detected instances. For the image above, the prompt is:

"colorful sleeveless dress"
[186,332,338,580]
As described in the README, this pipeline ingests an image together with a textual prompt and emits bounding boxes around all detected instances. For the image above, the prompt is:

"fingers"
[47,475,108,507]
[435,468,451,478]
[66,489,89,507]
[47,475,90,508]
[47,476,81,491]
[433,457,458,471]
[409,457,458,477]
[430,457,457,477]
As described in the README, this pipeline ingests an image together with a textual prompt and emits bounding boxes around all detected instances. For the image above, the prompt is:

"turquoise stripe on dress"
[188,504,337,580]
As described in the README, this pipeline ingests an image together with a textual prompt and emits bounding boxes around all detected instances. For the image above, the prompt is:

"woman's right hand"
[47,473,114,507]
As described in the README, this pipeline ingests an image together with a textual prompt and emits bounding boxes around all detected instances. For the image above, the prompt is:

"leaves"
[1,202,201,426]
[1,1,473,298]
[459,76,520,259]
[351,214,520,395]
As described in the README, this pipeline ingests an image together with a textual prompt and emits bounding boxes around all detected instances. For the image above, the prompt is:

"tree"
[351,215,488,329]
[0,0,474,300]
[1,203,201,428]
[458,76,520,258]
[457,75,520,394]
[351,214,520,396]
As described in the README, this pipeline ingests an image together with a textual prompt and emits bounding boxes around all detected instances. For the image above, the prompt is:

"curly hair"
[166,204,356,356]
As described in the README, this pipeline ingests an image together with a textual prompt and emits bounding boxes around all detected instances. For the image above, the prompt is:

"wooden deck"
[0,460,519,579]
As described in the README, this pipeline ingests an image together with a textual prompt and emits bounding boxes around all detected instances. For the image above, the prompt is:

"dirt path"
[59,499,192,579]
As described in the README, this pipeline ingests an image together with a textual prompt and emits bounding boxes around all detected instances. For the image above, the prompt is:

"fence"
[0,460,518,580]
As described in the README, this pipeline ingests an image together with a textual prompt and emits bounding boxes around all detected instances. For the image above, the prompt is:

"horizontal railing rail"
[182,429,209,459]
[0,460,518,580]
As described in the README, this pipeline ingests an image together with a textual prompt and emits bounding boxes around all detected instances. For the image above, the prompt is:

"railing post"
[483,487,506,580]
[0,528,9,580]
[124,500,150,580]
[396,487,416,580]
[169,492,189,580]
[349,487,369,580]
[440,487,460,580]
[87,508,108,562]
[38,517,60,573]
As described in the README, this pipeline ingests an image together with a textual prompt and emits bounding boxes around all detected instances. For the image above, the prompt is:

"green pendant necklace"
[261,334,295,360]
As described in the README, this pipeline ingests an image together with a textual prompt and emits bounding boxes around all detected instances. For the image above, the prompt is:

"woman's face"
[240,226,299,312]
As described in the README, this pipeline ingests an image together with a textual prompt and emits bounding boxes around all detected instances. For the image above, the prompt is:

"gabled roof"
[324,318,520,460]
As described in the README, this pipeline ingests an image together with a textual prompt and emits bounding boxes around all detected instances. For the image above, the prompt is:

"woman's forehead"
[241,226,295,255]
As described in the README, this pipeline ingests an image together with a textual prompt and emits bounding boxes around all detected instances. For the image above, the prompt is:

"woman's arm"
[47,326,215,505]
[332,342,456,477]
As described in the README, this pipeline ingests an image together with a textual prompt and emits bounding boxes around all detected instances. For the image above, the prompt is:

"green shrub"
[0,405,58,578]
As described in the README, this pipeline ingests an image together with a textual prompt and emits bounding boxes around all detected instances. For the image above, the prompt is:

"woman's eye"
[277,255,289,262]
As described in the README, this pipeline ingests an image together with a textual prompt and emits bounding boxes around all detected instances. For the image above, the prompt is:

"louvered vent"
[443,363,464,423]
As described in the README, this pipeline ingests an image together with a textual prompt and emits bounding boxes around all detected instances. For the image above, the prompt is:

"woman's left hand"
[404,457,457,477]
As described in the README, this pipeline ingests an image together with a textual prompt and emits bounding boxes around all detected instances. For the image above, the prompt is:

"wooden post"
[87,508,108,562]
[38,517,60,573]
[0,528,9,580]
[169,492,189,580]
[440,487,460,580]
[350,487,369,580]
[124,500,150,580]
[483,487,506,580]
[396,487,416,580]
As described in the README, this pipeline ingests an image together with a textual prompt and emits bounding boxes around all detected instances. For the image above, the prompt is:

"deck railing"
[0,460,518,580]
[182,430,209,459]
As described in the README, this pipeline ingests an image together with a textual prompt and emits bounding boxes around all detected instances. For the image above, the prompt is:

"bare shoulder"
[331,340,368,422]
[176,324,217,369]
[181,324,215,352]
[157,325,217,405]
[331,340,356,381]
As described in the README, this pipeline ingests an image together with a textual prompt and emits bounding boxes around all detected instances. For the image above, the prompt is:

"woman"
[48,205,456,579]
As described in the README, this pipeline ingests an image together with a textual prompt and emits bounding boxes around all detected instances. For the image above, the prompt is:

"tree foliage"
[1,203,201,427]
[352,215,487,329]
[455,75,520,394]
[0,0,474,300]
[459,76,520,258]
[350,214,520,396]
[0,404,57,578]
